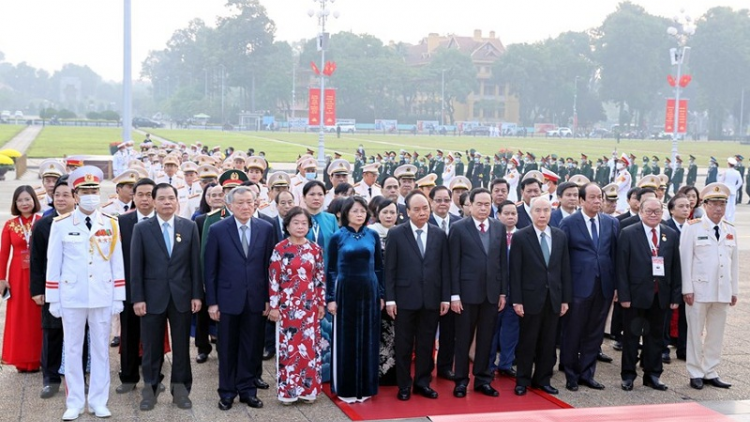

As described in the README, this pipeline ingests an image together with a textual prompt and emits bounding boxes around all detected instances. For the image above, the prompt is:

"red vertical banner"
[677,99,688,133]
[309,88,320,125]
[324,89,336,126]
[665,98,676,133]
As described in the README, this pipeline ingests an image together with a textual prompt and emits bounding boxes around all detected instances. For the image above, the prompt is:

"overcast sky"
[0,0,745,81]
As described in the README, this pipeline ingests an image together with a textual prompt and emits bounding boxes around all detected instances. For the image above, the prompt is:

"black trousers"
[217,308,264,400]
[394,308,440,389]
[41,327,63,386]
[119,304,142,384]
[436,311,455,373]
[621,296,668,381]
[454,301,497,388]
[516,295,559,387]
[141,298,192,397]
[610,302,623,342]
[194,300,213,355]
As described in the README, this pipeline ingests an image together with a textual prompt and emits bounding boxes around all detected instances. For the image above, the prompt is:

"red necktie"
[506,232,512,246]
[651,228,659,293]
[479,223,485,233]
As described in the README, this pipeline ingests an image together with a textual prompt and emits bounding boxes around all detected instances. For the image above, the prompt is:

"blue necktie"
[540,232,550,266]
[162,222,172,256]
[590,217,599,246]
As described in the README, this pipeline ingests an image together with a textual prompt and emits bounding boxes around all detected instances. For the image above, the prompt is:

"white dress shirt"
[582,212,600,241]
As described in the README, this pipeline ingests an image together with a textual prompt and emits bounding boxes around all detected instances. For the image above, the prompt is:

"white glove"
[49,303,61,318]
[111,301,124,315]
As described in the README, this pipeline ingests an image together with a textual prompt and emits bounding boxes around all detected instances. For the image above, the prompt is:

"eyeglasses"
[432,199,451,204]
[642,209,663,216]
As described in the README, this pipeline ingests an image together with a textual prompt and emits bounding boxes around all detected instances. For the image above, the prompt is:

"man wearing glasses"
[681,183,738,390]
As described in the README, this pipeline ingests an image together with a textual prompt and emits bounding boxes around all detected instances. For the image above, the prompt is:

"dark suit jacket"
[549,208,575,228]
[620,214,641,229]
[203,216,275,315]
[29,211,60,328]
[195,213,208,241]
[510,225,572,315]
[448,217,507,305]
[130,215,202,314]
[558,211,619,299]
[396,203,408,225]
[516,204,531,228]
[664,218,683,240]
[257,212,280,245]
[616,210,635,222]
[384,223,450,310]
[428,213,461,233]
[117,210,139,303]
[616,223,682,309]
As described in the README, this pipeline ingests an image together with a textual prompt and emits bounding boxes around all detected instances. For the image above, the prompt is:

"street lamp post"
[441,69,446,126]
[308,0,340,170]
[122,0,132,143]
[667,11,695,167]
[219,64,226,124]
[572,76,579,136]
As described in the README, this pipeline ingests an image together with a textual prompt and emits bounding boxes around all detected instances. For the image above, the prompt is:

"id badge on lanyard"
[18,217,31,269]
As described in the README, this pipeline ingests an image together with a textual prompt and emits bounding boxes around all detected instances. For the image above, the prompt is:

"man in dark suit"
[385,191,450,401]
[204,186,276,411]
[426,185,461,379]
[516,177,543,229]
[616,197,681,391]
[549,182,578,228]
[511,196,572,396]
[131,183,202,410]
[559,183,619,391]
[115,178,158,394]
[30,176,74,399]
[616,187,642,223]
[449,188,508,398]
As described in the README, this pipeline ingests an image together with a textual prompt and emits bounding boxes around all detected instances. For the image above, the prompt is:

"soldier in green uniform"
[482,156,492,188]
[580,154,592,181]
[641,156,652,178]
[549,154,559,174]
[686,155,698,187]
[705,156,718,184]
[627,154,638,187]
[650,156,661,176]
[353,152,364,184]
[672,155,685,194]
[201,170,249,246]
[663,157,673,201]
[735,155,745,204]
[432,149,445,185]
[594,158,607,186]
[454,152,465,176]
[523,152,538,175]
[492,154,505,181]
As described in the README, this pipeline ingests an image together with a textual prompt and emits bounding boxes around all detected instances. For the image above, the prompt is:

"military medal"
[176,233,182,243]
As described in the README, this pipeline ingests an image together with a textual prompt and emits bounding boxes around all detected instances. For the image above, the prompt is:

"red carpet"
[322,374,571,421]
[428,402,734,422]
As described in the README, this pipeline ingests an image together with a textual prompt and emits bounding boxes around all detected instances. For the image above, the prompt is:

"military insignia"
[84,173,94,182]
[727,234,734,240]
[697,236,708,240]
[54,212,72,222]
[714,186,721,192]
[231,172,239,180]
[688,218,701,225]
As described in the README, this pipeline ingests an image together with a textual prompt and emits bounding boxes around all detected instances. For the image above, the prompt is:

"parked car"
[326,124,356,133]
[464,126,491,136]
[546,127,573,137]
[14,110,23,118]
[588,128,612,138]
[132,117,163,128]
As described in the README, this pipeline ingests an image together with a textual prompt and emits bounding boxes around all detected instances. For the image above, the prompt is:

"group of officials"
[22,141,739,419]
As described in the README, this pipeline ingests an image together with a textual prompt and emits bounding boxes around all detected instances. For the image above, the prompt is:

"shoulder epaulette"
[353,182,361,187]
[189,193,201,199]
[53,212,72,222]
[294,181,303,186]
[515,201,524,206]
[101,201,114,208]
[101,212,118,220]
[207,208,222,216]
[259,203,270,209]
[374,183,381,188]
[723,219,734,227]
[688,218,701,225]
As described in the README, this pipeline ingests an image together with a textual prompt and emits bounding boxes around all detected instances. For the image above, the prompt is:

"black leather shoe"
[662,352,672,364]
[218,398,233,411]
[565,381,579,392]
[116,383,136,394]
[534,384,558,395]
[173,395,192,409]
[254,378,270,389]
[241,396,263,408]
[498,368,516,377]
[262,349,275,360]
[413,385,438,399]
[474,384,499,397]
[613,341,623,351]
[621,380,634,391]
[704,378,731,389]
[438,370,455,381]
[196,353,208,364]
[643,375,668,391]
[597,352,613,363]
[514,385,527,396]
[110,336,120,348]
[139,397,155,411]
[580,378,606,390]
[40,384,60,399]
[397,387,411,401]
[453,385,467,398]
[690,378,704,389]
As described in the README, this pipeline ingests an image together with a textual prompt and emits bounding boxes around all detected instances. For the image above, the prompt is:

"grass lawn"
[22,125,745,168]
[0,125,24,146]
[26,126,122,157]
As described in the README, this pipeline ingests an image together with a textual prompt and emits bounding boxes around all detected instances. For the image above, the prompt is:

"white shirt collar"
[472,217,488,231]
[533,224,551,239]
[236,217,251,230]
[642,222,660,240]
[137,210,155,221]
[157,214,175,228]
[410,221,427,233]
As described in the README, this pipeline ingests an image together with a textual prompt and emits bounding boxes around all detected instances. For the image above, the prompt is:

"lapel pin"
[176,233,182,243]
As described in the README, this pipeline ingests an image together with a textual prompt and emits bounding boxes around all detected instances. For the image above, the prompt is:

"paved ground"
[1,127,750,421]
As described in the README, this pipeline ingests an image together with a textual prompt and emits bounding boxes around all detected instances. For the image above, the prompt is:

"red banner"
[309,88,321,125]
[665,99,688,134]
[324,89,336,126]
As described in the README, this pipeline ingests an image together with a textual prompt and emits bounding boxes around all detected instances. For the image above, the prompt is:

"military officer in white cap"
[324,159,352,209]
[259,172,292,218]
[681,182,737,390]
[354,162,382,202]
[614,153,633,213]
[179,162,202,219]
[292,157,318,206]
[719,157,743,222]
[112,142,128,177]
[37,159,66,213]
[46,165,125,420]
[101,169,139,216]
[245,156,270,204]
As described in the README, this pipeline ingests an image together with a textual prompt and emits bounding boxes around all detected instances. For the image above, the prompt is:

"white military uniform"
[680,216,738,380]
[506,168,519,202]
[719,167,743,222]
[179,182,203,219]
[112,150,127,177]
[353,181,382,203]
[291,173,309,206]
[46,209,125,413]
[39,192,54,215]
[100,198,131,217]
[615,168,632,213]
[258,201,278,218]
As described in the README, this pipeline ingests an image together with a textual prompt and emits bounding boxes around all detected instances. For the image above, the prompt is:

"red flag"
[310,62,320,76]
[324,89,336,125]
[665,99,688,134]
[679,75,692,88]
[309,88,321,125]
[667,75,676,87]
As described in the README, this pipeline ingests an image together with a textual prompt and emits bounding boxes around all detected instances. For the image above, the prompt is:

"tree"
[425,48,476,124]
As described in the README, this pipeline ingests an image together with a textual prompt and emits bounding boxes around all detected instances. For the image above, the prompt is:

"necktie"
[124,205,129,212]
[540,232,550,265]
[169,177,173,185]
[479,222,485,233]
[141,216,149,222]
[714,225,720,241]
[441,219,448,233]
[85,216,92,230]
[368,186,372,198]
[163,222,172,256]
[506,232,513,247]
[241,225,249,257]
[416,229,425,257]
[651,228,658,256]
[590,217,599,246]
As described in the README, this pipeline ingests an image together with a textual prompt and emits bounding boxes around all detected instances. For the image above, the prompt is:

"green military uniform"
[432,151,445,185]
[663,159,673,201]
[455,153,465,176]
[482,158,491,188]
[353,157,364,183]
[650,156,661,176]
[672,160,685,194]
[686,155,698,186]
[627,155,638,187]
[641,157,652,178]
[735,155,745,203]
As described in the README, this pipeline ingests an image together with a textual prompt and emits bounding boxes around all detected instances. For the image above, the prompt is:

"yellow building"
[405,29,520,124]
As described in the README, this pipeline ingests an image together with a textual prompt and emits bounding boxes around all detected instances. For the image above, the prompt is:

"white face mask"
[78,194,101,212]
[616,163,624,170]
